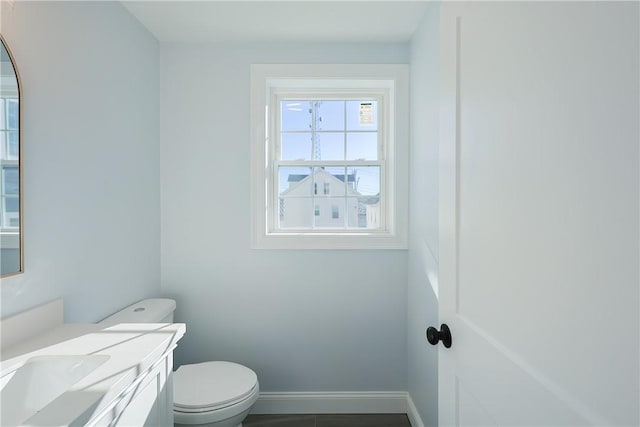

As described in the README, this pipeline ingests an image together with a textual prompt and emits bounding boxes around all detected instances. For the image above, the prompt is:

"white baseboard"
[251,391,426,427]
[406,394,426,427]
[251,391,407,414]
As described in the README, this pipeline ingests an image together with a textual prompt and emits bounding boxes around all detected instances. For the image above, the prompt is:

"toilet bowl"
[173,361,259,427]
[99,299,259,427]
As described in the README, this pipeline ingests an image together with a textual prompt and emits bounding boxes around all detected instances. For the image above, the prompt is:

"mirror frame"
[0,34,23,278]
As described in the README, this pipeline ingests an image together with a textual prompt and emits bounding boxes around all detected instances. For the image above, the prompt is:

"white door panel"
[437,2,639,426]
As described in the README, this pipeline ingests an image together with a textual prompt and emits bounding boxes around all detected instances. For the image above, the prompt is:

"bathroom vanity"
[0,300,186,426]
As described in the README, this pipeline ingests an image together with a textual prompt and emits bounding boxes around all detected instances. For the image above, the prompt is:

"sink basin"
[1,354,109,426]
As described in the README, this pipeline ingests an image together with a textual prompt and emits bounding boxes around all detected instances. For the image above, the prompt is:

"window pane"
[346,197,362,228]
[331,204,340,219]
[350,166,380,196]
[316,101,344,131]
[3,167,18,195]
[313,197,345,228]
[347,197,381,229]
[7,99,18,130]
[312,167,325,197]
[281,133,312,160]
[319,166,346,196]
[0,101,5,129]
[278,166,312,194]
[346,132,378,160]
[5,197,18,213]
[6,131,17,160]
[346,100,377,131]
[281,100,312,131]
[316,132,344,161]
[279,197,313,228]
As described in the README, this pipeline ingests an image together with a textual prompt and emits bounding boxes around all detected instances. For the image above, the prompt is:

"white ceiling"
[121,1,429,43]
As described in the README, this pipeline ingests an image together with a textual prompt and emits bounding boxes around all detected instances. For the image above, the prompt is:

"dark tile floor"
[244,414,412,427]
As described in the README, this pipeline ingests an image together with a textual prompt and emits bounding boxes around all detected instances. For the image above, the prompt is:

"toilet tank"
[98,298,176,326]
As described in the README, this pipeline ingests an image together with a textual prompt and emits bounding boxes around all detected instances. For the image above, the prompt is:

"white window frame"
[251,64,408,250]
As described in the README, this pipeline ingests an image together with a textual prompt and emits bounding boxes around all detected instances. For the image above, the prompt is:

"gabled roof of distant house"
[281,169,360,197]
[359,196,380,205]
[287,173,356,183]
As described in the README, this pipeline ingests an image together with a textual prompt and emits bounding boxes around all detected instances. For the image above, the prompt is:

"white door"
[436,2,639,426]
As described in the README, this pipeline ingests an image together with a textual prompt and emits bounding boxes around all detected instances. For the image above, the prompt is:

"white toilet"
[99,298,259,427]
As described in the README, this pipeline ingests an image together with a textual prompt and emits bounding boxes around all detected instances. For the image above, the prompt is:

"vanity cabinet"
[0,300,185,427]
[89,352,174,427]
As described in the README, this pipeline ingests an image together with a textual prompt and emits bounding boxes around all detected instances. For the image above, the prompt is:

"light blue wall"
[408,4,440,425]
[159,43,409,392]
[0,2,425,398]
[0,1,161,322]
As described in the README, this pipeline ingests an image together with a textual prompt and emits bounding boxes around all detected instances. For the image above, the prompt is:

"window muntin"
[274,95,383,232]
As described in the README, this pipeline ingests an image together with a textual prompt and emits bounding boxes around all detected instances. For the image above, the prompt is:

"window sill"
[252,232,408,250]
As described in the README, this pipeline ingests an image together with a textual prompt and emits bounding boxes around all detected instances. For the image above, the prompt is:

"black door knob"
[426,324,452,348]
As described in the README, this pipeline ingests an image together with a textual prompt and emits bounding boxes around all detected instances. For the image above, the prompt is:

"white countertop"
[0,322,186,426]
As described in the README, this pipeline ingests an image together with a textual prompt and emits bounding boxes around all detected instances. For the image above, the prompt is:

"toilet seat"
[174,383,258,413]
[173,361,259,412]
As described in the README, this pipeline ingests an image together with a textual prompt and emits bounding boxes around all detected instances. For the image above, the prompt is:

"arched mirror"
[0,36,21,277]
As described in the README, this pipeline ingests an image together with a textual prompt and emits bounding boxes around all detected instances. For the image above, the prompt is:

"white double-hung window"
[251,64,408,249]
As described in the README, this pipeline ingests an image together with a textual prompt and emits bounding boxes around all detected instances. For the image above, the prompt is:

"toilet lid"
[173,361,258,410]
